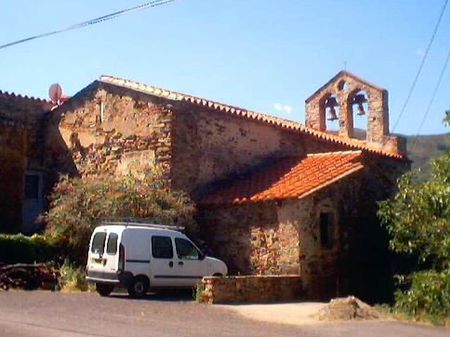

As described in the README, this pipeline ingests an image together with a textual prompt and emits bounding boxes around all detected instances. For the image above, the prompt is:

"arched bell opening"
[320,93,340,133]
[346,89,369,140]
[337,79,350,92]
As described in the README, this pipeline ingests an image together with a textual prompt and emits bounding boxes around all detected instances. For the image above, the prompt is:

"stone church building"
[0,71,409,300]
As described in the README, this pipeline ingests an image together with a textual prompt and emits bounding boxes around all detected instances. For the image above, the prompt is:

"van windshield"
[91,232,107,254]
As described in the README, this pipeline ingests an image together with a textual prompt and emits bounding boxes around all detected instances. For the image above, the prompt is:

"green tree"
[44,166,196,264]
[378,120,450,322]
[379,160,450,270]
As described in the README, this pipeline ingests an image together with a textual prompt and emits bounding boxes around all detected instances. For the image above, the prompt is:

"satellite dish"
[49,83,63,104]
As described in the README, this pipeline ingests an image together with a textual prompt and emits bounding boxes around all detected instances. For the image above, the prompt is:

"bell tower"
[305,71,405,154]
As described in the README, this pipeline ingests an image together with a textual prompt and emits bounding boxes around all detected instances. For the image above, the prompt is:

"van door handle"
[169,261,173,268]
[178,261,184,266]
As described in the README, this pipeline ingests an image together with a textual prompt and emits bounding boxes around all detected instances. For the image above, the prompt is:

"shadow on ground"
[109,288,195,302]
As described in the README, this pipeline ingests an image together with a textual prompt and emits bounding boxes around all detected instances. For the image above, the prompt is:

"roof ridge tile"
[0,90,50,103]
[307,150,362,157]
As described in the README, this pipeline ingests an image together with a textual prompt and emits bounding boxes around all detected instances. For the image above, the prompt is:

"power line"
[411,45,450,150]
[390,0,449,134]
[0,0,174,50]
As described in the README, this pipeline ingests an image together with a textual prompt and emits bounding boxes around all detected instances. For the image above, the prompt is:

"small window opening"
[24,174,40,199]
[320,212,335,249]
[337,80,349,92]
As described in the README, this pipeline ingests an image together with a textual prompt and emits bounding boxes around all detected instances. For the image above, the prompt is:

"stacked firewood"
[0,263,60,290]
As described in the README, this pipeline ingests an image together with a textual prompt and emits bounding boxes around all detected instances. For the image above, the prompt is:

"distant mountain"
[333,129,447,180]
[404,133,449,180]
[352,129,449,180]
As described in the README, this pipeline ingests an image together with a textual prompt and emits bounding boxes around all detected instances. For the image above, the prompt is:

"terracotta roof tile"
[201,151,364,206]
[98,75,405,160]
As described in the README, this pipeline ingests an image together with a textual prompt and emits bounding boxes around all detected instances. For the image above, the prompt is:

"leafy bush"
[194,281,206,302]
[44,166,196,264]
[58,260,90,292]
[394,269,450,323]
[378,125,450,322]
[0,234,57,264]
[378,169,450,271]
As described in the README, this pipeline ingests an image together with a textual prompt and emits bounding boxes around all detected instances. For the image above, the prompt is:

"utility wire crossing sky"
[0,0,174,50]
[391,0,448,135]
[0,0,449,136]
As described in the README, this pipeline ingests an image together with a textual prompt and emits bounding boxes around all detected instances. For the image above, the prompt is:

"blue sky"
[1,0,449,135]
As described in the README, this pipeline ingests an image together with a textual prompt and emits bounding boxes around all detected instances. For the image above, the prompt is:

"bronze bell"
[327,106,338,121]
[325,97,339,121]
[356,104,365,116]
[353,94,367,116]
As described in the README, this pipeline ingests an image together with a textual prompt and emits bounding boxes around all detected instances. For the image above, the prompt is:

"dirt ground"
[220,302,327,325]
[0,291,448,337]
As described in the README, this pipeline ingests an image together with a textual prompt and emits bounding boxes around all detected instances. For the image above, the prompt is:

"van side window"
[175,238,200,260]
[106,233,118,255]
[152,236,173,259]
[91,232,107,254]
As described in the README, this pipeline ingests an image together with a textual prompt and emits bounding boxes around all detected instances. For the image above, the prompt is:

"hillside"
[405,133,449,180]
[339,129,447,180]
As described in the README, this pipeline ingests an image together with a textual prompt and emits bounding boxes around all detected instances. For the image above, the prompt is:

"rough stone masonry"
[0,71,409,301]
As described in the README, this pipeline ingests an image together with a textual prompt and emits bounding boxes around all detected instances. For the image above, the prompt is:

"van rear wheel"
[96,284,114,297]
[128,276,149,298]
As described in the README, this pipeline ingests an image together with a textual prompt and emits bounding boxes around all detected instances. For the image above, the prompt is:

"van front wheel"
[128,276,149,298]
[96,284,114,297]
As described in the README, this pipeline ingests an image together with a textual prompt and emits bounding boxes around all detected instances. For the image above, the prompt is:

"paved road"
[0,291,448,337]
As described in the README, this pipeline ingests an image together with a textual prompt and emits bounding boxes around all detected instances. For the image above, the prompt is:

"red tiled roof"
[201,151,364,206]
[98,75,405,160]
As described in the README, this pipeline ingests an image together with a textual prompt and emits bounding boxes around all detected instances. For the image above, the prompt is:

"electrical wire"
[0,0,174,50]
[411,45,450,151]
[390,0,449,134]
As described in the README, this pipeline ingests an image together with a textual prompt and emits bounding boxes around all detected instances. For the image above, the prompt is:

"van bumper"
[86,271,133,286]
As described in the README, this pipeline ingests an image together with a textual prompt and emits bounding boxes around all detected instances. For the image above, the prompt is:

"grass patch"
[58,261,92,292]
[374,304,449,326]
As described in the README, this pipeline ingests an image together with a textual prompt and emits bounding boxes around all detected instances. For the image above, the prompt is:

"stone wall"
[282,162,407,302]
[0,93,50,232]
[305,72,388,140]
[170,103,342,195]
[199,202,300,275]
[198,275,303,304]
[279,187,357,301]
[198,160,408,302]
[0,123,28,232]
[45,82,172,179]
[0,74,409,247]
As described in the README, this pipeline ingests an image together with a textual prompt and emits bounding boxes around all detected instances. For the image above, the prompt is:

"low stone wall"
[198,275,303,304]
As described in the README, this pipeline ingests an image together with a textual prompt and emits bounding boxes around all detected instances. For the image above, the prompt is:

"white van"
[86,222,227,297]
